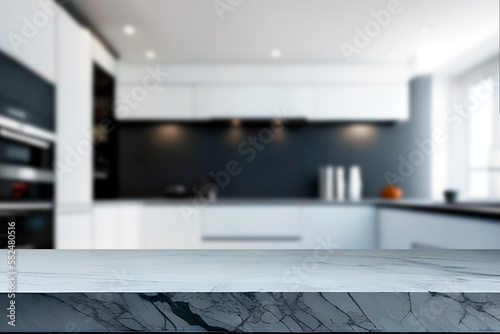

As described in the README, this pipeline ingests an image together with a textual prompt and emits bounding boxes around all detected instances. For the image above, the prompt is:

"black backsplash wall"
[117,76,432,199]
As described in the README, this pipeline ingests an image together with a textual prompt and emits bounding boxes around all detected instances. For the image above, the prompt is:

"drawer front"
[202,206,301,239]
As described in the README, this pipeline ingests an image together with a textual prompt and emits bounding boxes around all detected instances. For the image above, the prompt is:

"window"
[465,69,500,199]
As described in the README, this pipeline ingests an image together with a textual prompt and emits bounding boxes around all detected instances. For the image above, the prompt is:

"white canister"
[335,166,345,201]
[319,165,335,200]
[348,165,363,201]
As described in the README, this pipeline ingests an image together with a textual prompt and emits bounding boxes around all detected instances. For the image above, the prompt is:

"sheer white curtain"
[451,58,500,199]
[447,56,500,199]
[467,73,500,198]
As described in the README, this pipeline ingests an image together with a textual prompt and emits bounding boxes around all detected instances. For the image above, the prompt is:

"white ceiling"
[73,0,499,64]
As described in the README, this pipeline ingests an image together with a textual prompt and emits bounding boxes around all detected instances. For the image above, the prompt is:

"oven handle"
[0,127,50,149]
[0,202,53,211]
[0,164,54,183]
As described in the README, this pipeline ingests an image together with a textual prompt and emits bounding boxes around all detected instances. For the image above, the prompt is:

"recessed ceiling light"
[123,25,135,35]
[420,25,432,34]
[145,50,156,60]
[270,49,282,59]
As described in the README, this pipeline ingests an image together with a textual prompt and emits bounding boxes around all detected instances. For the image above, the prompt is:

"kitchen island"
[1,250,500,332]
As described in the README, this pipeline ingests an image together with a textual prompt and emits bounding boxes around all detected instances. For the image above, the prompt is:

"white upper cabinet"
[0,0,57,83]
[116,63,410,121]
[196,84,407,120]
[56,9,92,206]
[115,85,193,120]
[195,86,313,119]
[314,85,409,121]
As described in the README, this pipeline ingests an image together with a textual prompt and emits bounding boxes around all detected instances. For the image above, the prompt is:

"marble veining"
[1,250,500,293]
[2,250,500,332]
[1,292,500,332]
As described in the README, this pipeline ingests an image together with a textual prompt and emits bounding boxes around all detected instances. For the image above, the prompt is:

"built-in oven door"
[0,127,54,201]
[0,203,53,249]
[0,127,53,169]
[0,49,55,133]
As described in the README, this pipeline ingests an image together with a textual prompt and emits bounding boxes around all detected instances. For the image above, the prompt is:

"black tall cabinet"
[93,64,118,198]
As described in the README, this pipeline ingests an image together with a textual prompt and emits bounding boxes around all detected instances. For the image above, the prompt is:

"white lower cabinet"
[78,203,500,250]
[118,204,144,249]
[56,209,93,249]
[143,205,201,249]
[302,206,377,249]
[89,203,377,249]
[379,208,500,249]
[92,203,143,249]
[201,206,303,249]
[92,205,118,249]
[200,205,376,249]
[91,202,199,249]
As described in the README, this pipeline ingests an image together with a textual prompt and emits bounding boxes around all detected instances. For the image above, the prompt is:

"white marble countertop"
[2,250,500,293]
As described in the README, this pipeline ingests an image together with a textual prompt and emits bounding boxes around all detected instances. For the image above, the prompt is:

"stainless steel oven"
[0,49,55,202]
[0,128,55,248]
[0,50,55,248]
[0,203,53,249]
[0,127,54,201]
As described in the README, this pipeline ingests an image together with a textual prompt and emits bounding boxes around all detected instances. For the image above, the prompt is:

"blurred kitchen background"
[0,0,498,250]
